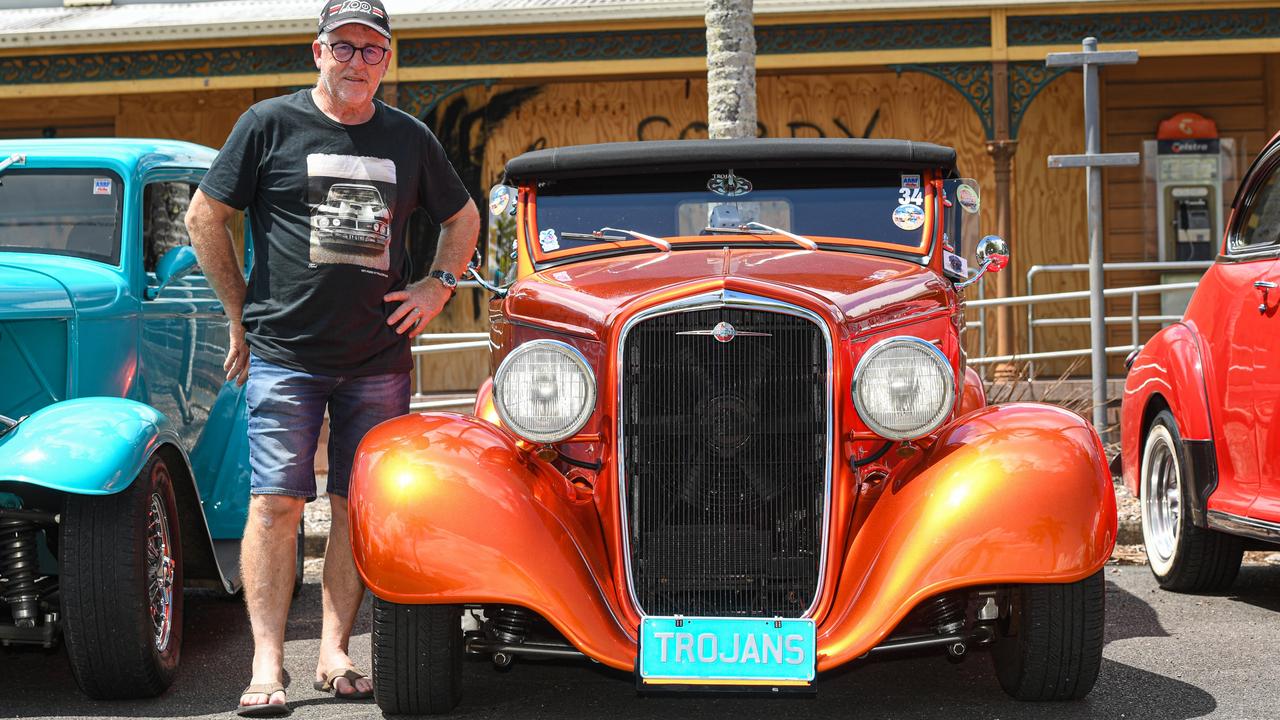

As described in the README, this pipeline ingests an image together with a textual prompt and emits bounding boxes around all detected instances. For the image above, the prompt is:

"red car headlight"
[852,336,956,441]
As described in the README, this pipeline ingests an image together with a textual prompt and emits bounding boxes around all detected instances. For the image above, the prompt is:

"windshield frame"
[522,169,943,270]
[0,167,126,267]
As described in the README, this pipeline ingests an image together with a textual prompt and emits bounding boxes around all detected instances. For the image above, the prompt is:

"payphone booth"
[1146,112,1233,316]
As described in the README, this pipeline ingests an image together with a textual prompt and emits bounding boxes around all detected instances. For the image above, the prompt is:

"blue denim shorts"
[245,354,410,500]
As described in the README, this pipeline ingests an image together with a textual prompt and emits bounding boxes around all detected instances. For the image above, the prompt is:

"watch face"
[434,270,457,288]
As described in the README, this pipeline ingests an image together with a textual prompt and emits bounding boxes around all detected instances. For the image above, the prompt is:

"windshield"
[529,168,937,262]
[0,170,123,265]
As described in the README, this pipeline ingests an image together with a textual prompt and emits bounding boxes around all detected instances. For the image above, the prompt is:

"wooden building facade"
[3,1,1279,388]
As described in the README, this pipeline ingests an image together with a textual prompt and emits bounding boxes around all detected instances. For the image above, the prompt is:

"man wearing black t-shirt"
[185,2,479,715]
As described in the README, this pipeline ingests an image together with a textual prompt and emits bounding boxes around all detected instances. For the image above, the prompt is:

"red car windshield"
[528,168,939,262]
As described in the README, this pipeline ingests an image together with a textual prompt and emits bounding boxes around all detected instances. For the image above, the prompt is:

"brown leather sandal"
[313,667,374,700]
[236,682,290,717]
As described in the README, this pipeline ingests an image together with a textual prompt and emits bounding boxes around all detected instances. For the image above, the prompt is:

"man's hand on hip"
[226,321,250,386]
[384,281,450,336]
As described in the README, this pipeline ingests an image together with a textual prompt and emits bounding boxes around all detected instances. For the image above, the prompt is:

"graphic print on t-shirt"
[307,153,397,271]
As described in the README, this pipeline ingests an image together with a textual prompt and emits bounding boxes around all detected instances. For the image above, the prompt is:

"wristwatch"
[429,269,458,296]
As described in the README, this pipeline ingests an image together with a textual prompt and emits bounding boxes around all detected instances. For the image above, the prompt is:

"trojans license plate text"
[639,616,816,685]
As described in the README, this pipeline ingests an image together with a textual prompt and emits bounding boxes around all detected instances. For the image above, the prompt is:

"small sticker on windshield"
[956,183,980,214]
[93,178,112,195]
[538,228,560,252]
[708,171,753,197]
[892,204,925,231]
[488,185,513,217]
[900,174,921,189]
[943,251,969,280]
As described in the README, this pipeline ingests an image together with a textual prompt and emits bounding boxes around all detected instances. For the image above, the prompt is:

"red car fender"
[816,403,1114,671]
[1119,322,1212,498]
[957,366,986,416]
[348,412,636,672]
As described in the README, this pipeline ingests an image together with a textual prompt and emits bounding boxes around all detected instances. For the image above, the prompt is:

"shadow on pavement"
[1104,574,1171,644]
[1228,564,1280,613]
[0,576,368,719]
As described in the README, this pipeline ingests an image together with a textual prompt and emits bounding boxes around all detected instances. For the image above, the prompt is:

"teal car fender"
[0,397,181,493]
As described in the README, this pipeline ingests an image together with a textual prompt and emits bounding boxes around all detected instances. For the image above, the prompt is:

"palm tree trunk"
[705,0,757,139]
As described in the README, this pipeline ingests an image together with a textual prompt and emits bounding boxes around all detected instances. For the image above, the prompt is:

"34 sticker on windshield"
[93,178,112,195]
[897,187,924,206]
[892,204,925,231]
[539,228,560,252]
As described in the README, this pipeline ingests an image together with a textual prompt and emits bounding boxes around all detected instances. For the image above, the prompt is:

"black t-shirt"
[199,89,470,376]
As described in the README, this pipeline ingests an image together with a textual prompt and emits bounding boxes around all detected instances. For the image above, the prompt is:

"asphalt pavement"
[2,562,1277,720]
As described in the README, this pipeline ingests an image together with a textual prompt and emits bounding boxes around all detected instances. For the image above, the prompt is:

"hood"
[0,262,74,319]
[502,247,952,340]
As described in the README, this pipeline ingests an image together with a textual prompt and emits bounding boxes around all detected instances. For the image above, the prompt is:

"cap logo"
[336,1,381,15]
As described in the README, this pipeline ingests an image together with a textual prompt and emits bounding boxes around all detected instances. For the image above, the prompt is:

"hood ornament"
[676,321,772,343]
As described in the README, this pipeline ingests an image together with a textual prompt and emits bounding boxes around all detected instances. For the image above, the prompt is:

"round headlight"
[852,336,956,441]
[494,339,597,443]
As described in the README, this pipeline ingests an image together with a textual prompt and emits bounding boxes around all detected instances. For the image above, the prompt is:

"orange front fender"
[816,402,1115,671]
[348,412,634,671]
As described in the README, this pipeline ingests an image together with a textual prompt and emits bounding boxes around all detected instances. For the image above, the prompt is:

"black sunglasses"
[320,41,389,65]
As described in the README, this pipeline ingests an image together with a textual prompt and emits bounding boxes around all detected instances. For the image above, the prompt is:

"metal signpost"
[1047,38,1139,440]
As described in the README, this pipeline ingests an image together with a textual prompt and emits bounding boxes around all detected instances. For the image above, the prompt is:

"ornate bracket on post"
[891,62,994,140]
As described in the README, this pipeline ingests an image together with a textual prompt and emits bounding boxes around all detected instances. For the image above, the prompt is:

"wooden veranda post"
[705,0,757,139]
[988,61,1018,380]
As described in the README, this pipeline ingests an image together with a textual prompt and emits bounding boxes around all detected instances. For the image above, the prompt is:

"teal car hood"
[0,261,73,319]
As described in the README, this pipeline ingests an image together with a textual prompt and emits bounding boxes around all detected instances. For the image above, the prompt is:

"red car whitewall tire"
[1140,411,1243,592]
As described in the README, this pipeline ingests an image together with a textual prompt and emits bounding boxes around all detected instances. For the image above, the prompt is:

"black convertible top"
[504,138,957,182]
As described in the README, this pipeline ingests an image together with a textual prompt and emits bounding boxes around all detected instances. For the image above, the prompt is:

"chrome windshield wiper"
[702,221,817,251]
[562,226,671,252]
[0,153,26,178]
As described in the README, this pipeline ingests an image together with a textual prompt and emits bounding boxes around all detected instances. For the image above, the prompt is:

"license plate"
[638,616,816,686]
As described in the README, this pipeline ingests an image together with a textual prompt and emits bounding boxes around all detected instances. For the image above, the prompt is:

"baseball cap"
[319,0,392,41]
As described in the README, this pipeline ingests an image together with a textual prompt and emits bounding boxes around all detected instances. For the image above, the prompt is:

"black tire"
[61,454,183,699]
[993,570,1105,701]
[1140,410,1243,592]
[372,599,463,715]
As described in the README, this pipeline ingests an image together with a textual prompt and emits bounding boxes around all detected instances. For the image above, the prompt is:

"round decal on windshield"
[956,184,980,215]
[708,172,753,197]
[892,204,925,231]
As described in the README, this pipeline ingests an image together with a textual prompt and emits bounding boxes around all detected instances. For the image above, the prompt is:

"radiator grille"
[621,307,827,617]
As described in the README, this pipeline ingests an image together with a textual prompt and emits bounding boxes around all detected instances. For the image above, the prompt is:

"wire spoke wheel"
[146,491,176,652]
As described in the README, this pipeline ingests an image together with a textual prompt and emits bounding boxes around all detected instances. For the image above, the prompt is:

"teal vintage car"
[0,139,278,699]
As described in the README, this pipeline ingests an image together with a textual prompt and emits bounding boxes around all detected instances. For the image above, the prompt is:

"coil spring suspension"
[0,518,40,628]
[492,607,533,645]
[924,593,967,635]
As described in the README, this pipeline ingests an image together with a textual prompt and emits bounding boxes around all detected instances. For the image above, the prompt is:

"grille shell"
[618,296,832,618]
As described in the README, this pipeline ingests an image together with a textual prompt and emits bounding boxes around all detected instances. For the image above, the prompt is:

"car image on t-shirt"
[312,182,391,255]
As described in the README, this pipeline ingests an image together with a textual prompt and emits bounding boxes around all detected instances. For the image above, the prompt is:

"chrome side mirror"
[474,184,520,298]
[955,235,1009,289]
[147,245,199,300]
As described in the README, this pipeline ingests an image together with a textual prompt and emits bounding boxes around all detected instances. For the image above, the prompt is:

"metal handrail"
[1021,260,1210,379]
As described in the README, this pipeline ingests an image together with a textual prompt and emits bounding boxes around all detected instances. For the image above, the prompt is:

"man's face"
[312,24,390,107]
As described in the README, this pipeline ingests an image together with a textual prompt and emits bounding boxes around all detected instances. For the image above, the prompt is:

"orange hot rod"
[348,139,1116,714]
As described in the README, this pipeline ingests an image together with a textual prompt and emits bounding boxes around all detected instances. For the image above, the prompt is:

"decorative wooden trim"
[399,80,497,118]
[0,44,311,86]
[1008,7,1280,45]
[891,62,994,140]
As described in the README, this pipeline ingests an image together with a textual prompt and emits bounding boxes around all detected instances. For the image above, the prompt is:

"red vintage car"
[349,139,1116,714]
[1121,130,1280,591]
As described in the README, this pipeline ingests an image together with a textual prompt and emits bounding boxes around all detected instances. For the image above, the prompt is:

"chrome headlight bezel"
[493,339,597,444]
[851,335,957,441]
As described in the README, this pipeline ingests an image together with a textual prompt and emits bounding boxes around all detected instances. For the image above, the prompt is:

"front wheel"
[61,454,183,699]
[371,599,463,715]
[993,570,1105,701]
[1140,410,1243,592]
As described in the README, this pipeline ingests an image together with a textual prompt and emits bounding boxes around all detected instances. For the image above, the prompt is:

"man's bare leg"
[314,494,373,696]
[241,494,305,709]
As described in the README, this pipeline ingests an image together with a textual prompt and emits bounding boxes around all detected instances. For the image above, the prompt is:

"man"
[185,1,479,715]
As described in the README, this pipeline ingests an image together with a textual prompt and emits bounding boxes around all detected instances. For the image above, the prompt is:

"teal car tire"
[61,454,183,699]
[372,599,463,715]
